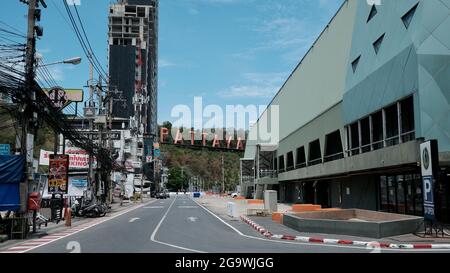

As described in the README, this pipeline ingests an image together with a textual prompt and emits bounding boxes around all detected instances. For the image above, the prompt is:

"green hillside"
[161,144,242,192]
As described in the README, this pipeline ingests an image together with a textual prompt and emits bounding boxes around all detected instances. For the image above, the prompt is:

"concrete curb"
[240,216,450,250]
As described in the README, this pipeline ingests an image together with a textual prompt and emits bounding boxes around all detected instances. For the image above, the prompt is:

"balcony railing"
[346,130,415,157]
[308,158,322,166]
[324,152,344,163]
[241,176,255,184]
[259,170,278,178]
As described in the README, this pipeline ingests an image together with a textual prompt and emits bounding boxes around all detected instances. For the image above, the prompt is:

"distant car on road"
[230,192,239,198]
[156,191,169,199]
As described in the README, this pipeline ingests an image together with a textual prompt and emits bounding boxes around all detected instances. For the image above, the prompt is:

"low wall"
[283,209,424,239]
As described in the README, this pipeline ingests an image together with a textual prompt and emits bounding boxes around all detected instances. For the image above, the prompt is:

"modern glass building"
[241,0,450,223]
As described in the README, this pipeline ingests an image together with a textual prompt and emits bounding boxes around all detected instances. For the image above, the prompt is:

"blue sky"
[1,0,343,124]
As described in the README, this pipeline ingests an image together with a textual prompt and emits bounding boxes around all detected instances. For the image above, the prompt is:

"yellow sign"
[43,88,84,108]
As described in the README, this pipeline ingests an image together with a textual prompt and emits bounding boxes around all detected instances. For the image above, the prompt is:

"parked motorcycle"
[76,201,109,218]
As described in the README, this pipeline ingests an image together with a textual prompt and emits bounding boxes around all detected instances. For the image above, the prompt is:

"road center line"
[150,196,205,253]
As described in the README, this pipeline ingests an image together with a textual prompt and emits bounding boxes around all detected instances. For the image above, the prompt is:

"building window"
[367,5,378,23]
[351,55,361,73]
[379,174,423,216]
[286,152,294,171]
[373,34,385,54]
[308,139,322,166]
[402,3,419,29]
[137,7,146,17]
[125,5,137,13]
[360,117,371,153]
[372,111,383,150]
[296,147,306,169]
[400,96,415,142]
[385,104,399,147]
[350,122,360,156]
[346,96,416,156]
[273,155,277,171]
[278,155,285,173]
[324,130,344,162]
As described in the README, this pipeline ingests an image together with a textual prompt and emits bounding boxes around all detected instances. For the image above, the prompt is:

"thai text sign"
[48,154,69,194]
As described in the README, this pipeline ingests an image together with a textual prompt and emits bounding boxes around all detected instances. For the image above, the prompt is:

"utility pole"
[21,0,45,233]
[85,63,96,203]
[97,75,104,202]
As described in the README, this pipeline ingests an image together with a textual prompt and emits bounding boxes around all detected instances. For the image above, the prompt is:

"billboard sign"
[420,140,439,221]
[48,154,69,194]
[43,88,83,109]
[40,149,96,169]
[422,176,435,220]
[68,176,88,197]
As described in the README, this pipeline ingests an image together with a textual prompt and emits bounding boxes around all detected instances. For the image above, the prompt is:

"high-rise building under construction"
[108,0,158,140]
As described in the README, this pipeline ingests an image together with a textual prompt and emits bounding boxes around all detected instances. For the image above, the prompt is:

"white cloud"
[159,58,177,68]
[48,66,64,82]
[231,0,343,64]
[220,85,277,98]
[219,72,288,98]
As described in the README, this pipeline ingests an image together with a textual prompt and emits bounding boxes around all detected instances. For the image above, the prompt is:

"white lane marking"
[178,206,198,209]
[187,217,198,222]
[143,206,164,209]
[191,198,448,253]
[11,200,156,253]
[129,217,140,223]
[150,196,205,253]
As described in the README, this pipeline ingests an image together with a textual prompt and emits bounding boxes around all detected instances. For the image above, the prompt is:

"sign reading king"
[40,149,96,170]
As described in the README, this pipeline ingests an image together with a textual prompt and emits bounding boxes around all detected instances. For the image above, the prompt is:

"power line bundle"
[0,25,122,172]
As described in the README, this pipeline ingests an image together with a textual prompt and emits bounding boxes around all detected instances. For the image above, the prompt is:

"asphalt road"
[26,195,444,253]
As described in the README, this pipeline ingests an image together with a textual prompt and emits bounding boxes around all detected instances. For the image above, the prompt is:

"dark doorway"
[272,184,280,201]
[303,182,315,204]
[314,181,330,208]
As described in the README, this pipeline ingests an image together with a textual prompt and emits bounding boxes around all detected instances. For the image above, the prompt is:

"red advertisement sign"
[48,154,69,194]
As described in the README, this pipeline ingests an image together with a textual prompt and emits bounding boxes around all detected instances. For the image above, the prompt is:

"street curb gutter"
[240,216,450,250]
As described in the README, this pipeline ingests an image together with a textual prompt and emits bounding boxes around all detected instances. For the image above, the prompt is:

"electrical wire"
[61,0,108,84]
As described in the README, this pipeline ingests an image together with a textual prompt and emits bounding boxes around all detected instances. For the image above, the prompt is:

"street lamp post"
[38,57,82,67]
[37,57,82,155]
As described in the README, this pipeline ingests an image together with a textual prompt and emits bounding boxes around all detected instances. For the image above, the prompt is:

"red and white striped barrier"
[240,215,450,250]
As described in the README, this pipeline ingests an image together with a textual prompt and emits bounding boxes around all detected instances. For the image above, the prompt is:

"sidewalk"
[0,198,154,251]
[199,195,450,246]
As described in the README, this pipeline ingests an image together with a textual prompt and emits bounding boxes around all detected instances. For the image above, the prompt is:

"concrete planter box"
[283,209,424,239]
